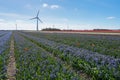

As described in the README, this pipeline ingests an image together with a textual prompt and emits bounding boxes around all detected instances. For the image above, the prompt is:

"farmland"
[0,31,12,79]
[0,30,120,80]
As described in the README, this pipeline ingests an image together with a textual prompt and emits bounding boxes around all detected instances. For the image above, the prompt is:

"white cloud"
[0,18,118,30]
[0,20,36,30]
[106,16,116,20]
[0,19,5,22]
[50,5,60,9]
[42,3,60,9]
[0,12,32,20]
[0,12,36,30]
[1,12,118,30]
[43,3,48,8]
[62,18,69,22]
[0,13,20,18]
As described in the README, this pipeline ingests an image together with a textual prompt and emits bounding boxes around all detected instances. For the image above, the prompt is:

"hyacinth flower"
[14,33,81,80]
[0,31,12,79]
[19,32,120,79]
[0,31,12,54]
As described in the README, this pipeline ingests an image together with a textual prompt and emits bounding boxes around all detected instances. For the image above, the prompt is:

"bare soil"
[7,39,16,80]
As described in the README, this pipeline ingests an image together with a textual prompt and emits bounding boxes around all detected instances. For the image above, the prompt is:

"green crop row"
[14,33,82,80]
[0,40,11,80]
[19,32,120,80]
[24,32,120,58]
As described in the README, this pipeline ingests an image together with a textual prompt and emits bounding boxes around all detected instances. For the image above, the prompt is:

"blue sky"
[0,0,120,30]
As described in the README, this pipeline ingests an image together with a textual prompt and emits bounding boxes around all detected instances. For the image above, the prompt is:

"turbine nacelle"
[30,17,43,23]
[30,10,43,31]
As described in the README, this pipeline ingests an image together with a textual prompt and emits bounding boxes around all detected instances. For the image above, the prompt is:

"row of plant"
[0,31,8,37]
[23,32,120,58]
[0,31,12,54]
[0,31,12,79]
[19,31,120,80]
[14,32,82,80]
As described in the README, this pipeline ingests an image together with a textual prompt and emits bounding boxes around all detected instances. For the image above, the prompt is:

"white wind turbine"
[30,10,43,31]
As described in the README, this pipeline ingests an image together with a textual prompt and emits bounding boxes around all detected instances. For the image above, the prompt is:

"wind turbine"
[30,10,43,31]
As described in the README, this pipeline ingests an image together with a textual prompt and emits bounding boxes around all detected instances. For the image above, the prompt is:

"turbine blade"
[38,18,43,23]
[30,17,37,20]
[37,10,39,17]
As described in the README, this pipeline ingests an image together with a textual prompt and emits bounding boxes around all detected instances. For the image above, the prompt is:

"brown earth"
[7,39,16,80]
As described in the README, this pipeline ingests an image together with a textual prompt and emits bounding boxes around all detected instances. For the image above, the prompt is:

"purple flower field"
[0,30,120,80]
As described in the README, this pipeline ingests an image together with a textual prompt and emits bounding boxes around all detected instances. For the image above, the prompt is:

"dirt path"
[7,38,16,80]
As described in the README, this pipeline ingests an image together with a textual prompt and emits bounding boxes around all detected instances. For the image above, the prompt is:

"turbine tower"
[30,10,43,31]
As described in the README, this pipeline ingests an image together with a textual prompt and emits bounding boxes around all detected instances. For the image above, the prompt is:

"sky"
[0,0,120,30]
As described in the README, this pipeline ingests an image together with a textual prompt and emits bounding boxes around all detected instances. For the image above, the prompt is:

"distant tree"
[93,29,112,31]
[42,28,61,31]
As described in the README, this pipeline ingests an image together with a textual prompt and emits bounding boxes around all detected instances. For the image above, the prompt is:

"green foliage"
[14,33,81,80]
[14,31,120,80]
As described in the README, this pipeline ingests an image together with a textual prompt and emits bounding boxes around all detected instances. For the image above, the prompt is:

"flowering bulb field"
[0,30,120,80]
[0,31,12,79]
[25,32,120,58]
[14,32,82,80]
